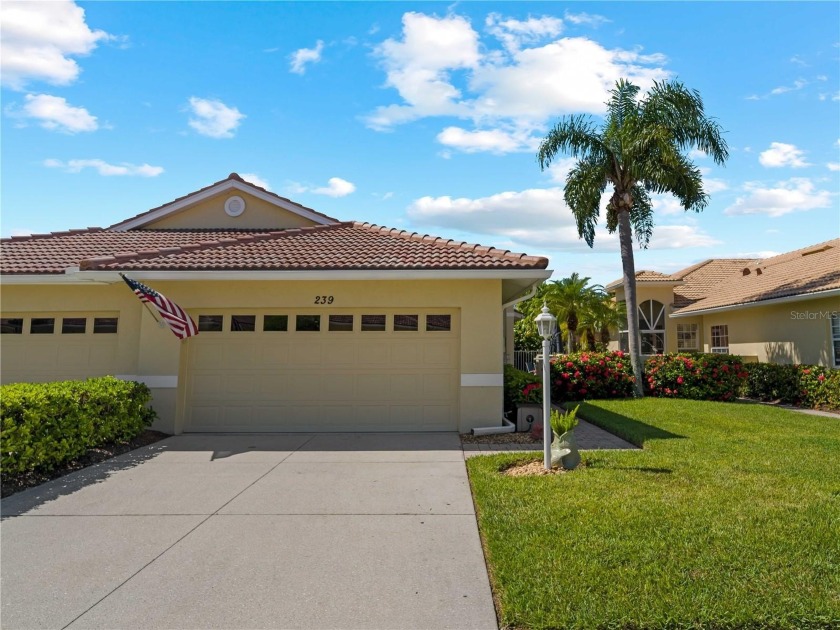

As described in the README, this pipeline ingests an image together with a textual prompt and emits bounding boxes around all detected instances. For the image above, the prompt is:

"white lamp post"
[534,303,557,470]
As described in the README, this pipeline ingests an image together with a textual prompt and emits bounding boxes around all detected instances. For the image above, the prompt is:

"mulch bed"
[460,431,541,445]
[1,430,170,499]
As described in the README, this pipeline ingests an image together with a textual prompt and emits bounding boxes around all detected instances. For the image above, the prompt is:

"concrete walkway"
[462,419,637,456]
[1,433,497,630]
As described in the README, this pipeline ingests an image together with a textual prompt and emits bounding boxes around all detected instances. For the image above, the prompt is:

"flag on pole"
[120,274,199,340]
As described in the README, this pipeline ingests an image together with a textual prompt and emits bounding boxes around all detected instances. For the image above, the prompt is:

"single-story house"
[606,239,840,368]
[1,173,551,433]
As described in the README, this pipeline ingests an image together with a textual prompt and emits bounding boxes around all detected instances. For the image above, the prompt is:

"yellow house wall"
[1,278,505,433]
[144,191,322,230]
[699,297,839,367]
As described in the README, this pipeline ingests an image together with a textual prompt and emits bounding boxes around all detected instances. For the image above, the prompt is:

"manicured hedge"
[549,351,636,402]
[1,377,156,475]
[743,362,840,411]
[644,353,748,401]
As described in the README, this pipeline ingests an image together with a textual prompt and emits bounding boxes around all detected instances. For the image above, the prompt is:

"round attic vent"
[224,195,246,217]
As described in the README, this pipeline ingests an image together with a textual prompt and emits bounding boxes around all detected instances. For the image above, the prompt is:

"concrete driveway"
[1,433,497,630]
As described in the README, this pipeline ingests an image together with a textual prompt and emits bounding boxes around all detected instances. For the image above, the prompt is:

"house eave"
[669,288,840,317]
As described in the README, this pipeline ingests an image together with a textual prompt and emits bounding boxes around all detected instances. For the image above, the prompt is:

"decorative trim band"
[460,373,504,387]
[116,375,178,388]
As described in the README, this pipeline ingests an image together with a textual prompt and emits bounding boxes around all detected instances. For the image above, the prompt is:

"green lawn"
[467,399,840,630]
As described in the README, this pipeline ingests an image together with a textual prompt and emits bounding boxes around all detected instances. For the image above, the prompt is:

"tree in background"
[537,79,728,396]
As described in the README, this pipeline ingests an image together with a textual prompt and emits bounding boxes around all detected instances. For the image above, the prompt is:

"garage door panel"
[185,309,459,432]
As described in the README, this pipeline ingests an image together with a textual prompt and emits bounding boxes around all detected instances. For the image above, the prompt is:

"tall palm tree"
[537,79,728,396]
[518,273,597,353]
[577,289,621,350]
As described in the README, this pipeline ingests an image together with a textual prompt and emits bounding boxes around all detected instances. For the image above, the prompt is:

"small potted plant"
[549,404,581,469]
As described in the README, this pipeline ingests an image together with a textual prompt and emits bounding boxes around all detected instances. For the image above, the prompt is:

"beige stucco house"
[1,174,551,434]
[606,240,840,368]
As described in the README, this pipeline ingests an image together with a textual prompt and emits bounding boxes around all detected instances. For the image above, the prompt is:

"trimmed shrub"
[743,362,840,411]
[504,364,542,415]
[549,351,635,402]
[645,353,748,402]
[1,377,156,475]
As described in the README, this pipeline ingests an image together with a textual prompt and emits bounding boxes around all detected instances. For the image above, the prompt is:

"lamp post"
[534,303,557,470]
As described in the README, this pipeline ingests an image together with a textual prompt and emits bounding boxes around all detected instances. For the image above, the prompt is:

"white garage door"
[183,309,459,432]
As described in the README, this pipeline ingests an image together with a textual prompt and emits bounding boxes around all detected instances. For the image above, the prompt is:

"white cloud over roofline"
[724,178,833,217]
[44,158,164,177]
[0,0,113,89]
[187,97,245,139]
[289,40,324,75]
[16,93,98,133]
[758,142,811,168]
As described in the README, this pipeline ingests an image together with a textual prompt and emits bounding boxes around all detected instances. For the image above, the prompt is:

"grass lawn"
[467,399,839,630]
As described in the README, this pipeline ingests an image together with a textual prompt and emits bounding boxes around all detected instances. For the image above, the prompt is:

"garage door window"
[62,318,86,334]
[198,315,223,332]
[329,315,354,331]
[426,315,451,332]
[361,315,386,331]
[263,315,288,332]
[394,315,418,331]
[93,317,119,334]
[31,318,56,334]
[296,315,321,332]
[1,318,23,334]
[231,315,256,332]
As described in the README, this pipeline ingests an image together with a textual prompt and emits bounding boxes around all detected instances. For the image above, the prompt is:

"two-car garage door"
[183,309,459,432]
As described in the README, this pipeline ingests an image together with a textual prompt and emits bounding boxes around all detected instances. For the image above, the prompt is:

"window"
[394,315,418,331]
[676,323,698,351]
[198,315,223,332]
[31,318,56,334]
[263,315,288,332]
[361,315,386,331]
[62,318,86,334]
[328,315,354,331]
[231,315,256,332]
[1,318,23,334]
[426,314,451,332]
[93,317,118,334]
[832,314,840,368]
[710,325,729,354]
[296,315,320,332]
[638,300,665,354]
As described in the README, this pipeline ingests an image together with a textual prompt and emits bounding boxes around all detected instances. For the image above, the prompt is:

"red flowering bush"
[645,353,748,401]
[743,362,840,411]
[549,351,635,402]
[503,364,542,415]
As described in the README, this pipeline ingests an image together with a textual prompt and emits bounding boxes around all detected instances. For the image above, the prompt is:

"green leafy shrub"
[645,353,748,401]
[1,377,156,475]
[743,362,840,411]
[503,364,542,414]
[549,351,635,402]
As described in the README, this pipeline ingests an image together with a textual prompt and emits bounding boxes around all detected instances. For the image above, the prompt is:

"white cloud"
[436,125,541,154]
[704,178,729,193]
[485,13,563,53]
[407,187,717,252]
[724,178,833,217]
[187,97,244,138]
[15,93,98,133]
[770,79,808,95]
[546,157,578,184]
[0,0,113,89]
[827,162,840,171]
[288,177,356,197]
[759,142,811,168]
[239,173,271,190]
[313,177,356,197]
[44,158,163,177]
[289,40,324,74]
[563,11,611,27]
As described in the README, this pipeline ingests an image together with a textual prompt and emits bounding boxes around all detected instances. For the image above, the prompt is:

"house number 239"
[314,295,334,304]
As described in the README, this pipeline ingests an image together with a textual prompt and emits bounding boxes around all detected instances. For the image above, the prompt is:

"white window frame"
[710,324,729,354]
[676,323,699,351]
[638,300,666,355]
[831,313,840,368]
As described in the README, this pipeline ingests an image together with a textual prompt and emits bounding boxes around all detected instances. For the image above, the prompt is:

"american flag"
[120,275,198,340]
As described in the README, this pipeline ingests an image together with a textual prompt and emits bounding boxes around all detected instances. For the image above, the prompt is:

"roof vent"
[742,268,751,276]
[756,268,763,275]
[224,195,246,217]
[802,244,832,256]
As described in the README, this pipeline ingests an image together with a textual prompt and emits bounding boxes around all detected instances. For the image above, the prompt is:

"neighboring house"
[606,239,840,368]
[1,174,551,433]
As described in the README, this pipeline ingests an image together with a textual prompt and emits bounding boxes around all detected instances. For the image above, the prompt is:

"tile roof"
[605,270,677,290]
[672,258,759,308]
[108,173,339,229]
[1,223,548,274]
[673,239,840,314]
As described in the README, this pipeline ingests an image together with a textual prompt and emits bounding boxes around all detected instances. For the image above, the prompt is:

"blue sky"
[2,1,838,285]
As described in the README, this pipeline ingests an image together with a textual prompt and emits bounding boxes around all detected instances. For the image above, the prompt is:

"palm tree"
[537,79,728,396]
[576,289,621,350]
[518,273,599,353]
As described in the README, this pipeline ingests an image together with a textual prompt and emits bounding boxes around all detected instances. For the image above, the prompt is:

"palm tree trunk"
[618,209,645,397]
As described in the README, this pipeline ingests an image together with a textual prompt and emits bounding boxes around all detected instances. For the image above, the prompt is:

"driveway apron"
[1,433,498,630]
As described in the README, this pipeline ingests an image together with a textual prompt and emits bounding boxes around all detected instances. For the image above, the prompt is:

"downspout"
[470,280,543,436]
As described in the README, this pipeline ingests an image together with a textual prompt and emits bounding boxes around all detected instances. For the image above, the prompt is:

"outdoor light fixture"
[534,303,557,470]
